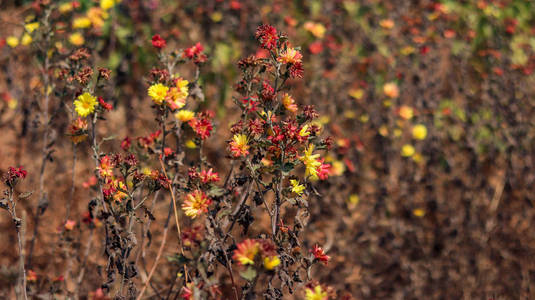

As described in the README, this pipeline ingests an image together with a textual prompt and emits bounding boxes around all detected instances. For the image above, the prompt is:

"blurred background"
[1,0,535,298]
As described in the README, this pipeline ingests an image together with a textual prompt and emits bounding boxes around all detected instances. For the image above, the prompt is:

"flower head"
[401,144,415,157]
[233,239,260,265]
[383,82,399,98]
[304,22,326,39]
[290,179,306,195]
[398,105,414,120]
[300,144,322,178]
[282,93,298,113]
[25,22,39,33]
[412,124,427,140]
[74,92,97,117]
[229,134,249,157]
[305,284,328,300]
[278,47,303,64]
[310,245,330,265]
[175,110,195,122]
[68,117,88,144]
[182,190,212,218]
[199,168,220,183]
[263,256,281,270]
[166,79,188,109]
[69,32,85,46]
[73,17,91,29]
[188,116,213,140]
[151,34,166,49]
[6,36,19,48]
[255,24,278,49]
[148,83,169,105]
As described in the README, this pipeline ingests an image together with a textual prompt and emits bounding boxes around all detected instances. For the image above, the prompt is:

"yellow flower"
[185,139,197,149]
[300,144,321,179]
[7,98,18,109]
[282,93,298,113]
[175,110,195,122]
[413,208,426,217]
[348,88,364,100]
[233,239,259,266]
[74,92,97,117]
[348,194,359,205]
[166,79,189,109]
[229,134,249,157]
[412,124,427,140]
[100,0,120,10]
[383,82,399,98]
[148,83,169,105]
[299,124,310,137]
[59,2,74,13]
[25,22,40,33]
[6,36,19,48]
[278,48,302,64]
[290,179,305,195]
[399,105,414,120]
[331,160,345,176]
[181,190,212,218]
[305,285,328,300]
[401,144,415,157]
[73,17,91,29]
[379,125,388,136]
[263,256,281,270]
[68,32,85,46]
[21,34,32,46]
[304,22,326,39]
[87,7,109,29]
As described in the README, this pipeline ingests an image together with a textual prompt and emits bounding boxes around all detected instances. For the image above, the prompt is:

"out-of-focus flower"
[87,7,109,29]
[290,179,305,195]
[412,124,427,140]
[282,93,298,113]
[148,83,168,105]
[311,244,330,265]
[413,208,426,217]
[379,19,395,29]
[64,220,76,231]
[175,110,195,122]
[151,34,166,49]
[401,144,415,157]
[74,92,97,117]
[182,190,212,218]
[263,256,281,270]
[25,22,39,33]
[229,134,249,157]
[399,105,414,120]
[100,0,120,10]
[73,17,91,29]
[26,270,37,283]
[383,82,399,98]
[6,36,19,48]
[68,32,85,46]
[233,239,260,265]
[304,22,326,39]
[348,194,359,205]
[20,34,32,46]
[278,47,303,64]
[255,24,278,49]
[305,284,328,300]
[183,42,207,63]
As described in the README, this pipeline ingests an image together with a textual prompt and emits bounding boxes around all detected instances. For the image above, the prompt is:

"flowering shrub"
[3,0,535,299]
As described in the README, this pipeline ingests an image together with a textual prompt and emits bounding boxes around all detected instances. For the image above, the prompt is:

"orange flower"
[282,93,298,113]
[229,134,249,157]
[278,47,302,64]
[383,82,399,98]
[233,239,260,265]
[97,155,114,178]
[64,220,76,231]
[182,190,212,218]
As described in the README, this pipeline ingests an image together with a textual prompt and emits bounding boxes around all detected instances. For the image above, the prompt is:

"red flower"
[4,166,27,186]
[241,96,259,112]
[98,96,113,111]
[184,42,207,63]
[310,244,331,265]
[189,117,213,140]
[289,61,304,78]
[151,34,166,49]
[255,24,278,50]
[121,136,131,151]
[199,168,220,183]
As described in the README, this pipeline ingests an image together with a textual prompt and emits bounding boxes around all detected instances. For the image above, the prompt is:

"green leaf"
[239,267,257,281]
